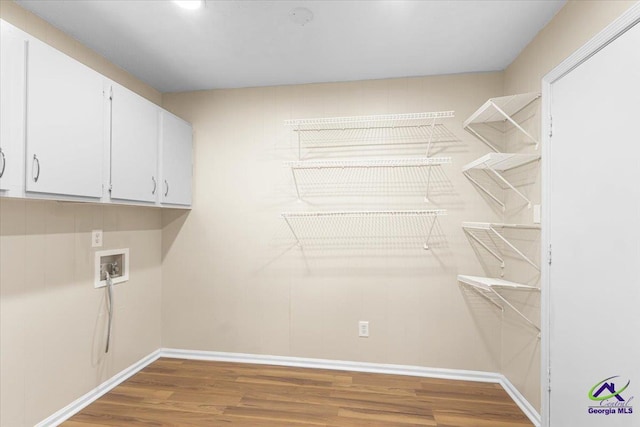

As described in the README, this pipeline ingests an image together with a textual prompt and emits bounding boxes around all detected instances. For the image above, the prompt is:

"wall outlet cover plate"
[91,229,103,247]
[358,321,369,337]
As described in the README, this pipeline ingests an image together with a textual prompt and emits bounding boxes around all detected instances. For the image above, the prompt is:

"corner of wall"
[0,0,162,105]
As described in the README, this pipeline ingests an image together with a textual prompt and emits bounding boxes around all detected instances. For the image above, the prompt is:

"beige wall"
[162,0,638,414]
[500,0,638,411]
[2,0,638,423]
[0,2,163,426]
[505,0,638,94]
[0,200,162,426]
[161,73,514,377]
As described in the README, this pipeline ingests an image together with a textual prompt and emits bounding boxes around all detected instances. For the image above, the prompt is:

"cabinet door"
[0,21,27,193]
[110,83,159,203]
[25,38,104,198]
[160,112,193,206]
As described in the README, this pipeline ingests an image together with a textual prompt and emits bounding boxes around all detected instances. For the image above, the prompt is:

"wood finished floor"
[65,358,534,427]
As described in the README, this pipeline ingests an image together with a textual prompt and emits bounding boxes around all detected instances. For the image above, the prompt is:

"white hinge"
[548,367,552,392]
[548,244,552,265]
[549,115,553,137]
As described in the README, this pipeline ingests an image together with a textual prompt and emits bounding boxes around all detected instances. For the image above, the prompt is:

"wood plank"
[434,408,533,427]
[64,358,534,427]
[221,406,328,425]
[337,407,437,426]
[246,389,434,416]
[67,400,221,427]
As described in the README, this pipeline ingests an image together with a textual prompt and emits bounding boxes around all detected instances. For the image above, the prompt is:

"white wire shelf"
[285,157,452,201]
[462,222,540,272]
[281,209,446,250]
[464,94,540,126]
[285,111,456,159]
[462,222,541,231]
[463,153,540,210]
[458,274,539,290]
[462,153,540,172]
[457,274,540,332]
[285,111,455,131]
[282,209,446,219]
[285,157,451,169]
[463,93,540,152]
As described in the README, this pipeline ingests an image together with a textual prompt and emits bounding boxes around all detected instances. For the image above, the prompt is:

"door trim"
[540,4,640,426]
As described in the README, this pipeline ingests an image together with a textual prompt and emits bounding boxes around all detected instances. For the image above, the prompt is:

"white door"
[0,21,26,193]
[160,112,192,206]
[110,83,159,203]
[25,38,104,198]
[548,20,640,427]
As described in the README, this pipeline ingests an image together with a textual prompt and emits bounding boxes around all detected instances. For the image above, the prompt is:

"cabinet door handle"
[164,180,169,197]
[0,148,5,178]
[151,176,157,195]
[32,154,40,182]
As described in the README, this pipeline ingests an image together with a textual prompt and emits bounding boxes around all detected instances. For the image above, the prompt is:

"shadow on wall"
[463,101,539,155]
[243,119,468,277]
[287,164,455,204]
[291,123,465,160]
[464,226,541,286]
[0,198,162,237]
[459,284,503,365]
[273,120,464,205]
[463,160,541,219]
[458,222,541,371]
[255,193,454,277]
[459,282,540,373]
[161,209,190,262]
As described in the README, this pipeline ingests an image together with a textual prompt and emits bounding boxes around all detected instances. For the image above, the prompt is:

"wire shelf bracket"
[462,222,540,273]
[285,111,455,159]
[463,93,540,153]
[457,274,540,333]
[281,209,446,250]
[462,153,540,210]
[285,157,452,201]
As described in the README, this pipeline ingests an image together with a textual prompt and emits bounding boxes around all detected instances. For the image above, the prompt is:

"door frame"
[540,4,640,426]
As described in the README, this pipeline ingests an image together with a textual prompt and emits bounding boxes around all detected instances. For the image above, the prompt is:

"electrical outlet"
[533,204,541,224]
[91,229,103,247]
[358,321,369,338]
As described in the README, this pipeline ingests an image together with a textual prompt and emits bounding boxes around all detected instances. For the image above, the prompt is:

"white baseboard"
[37,347,541,427]
[162,348,541,426]
[500,375,542,427]
[35,349,162,427]
[161,347,502,382]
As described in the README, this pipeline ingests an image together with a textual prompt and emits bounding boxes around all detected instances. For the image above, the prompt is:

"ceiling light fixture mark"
[289,7,314,26]
[173,0,204,11]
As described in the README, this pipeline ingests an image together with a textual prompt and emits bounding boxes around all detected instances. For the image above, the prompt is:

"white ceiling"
[16,0,566,93]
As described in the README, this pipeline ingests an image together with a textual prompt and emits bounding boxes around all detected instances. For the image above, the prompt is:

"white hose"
[105,270,113,353]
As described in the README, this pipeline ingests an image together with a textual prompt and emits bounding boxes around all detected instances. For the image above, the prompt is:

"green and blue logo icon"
[588,376,634,415]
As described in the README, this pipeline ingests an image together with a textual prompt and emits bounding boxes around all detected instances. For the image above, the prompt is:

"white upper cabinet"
[109,83,159,203]
[25,36,104,198]
[0,21,27,193]
[160,111,193,206]
[0,18,192,207]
